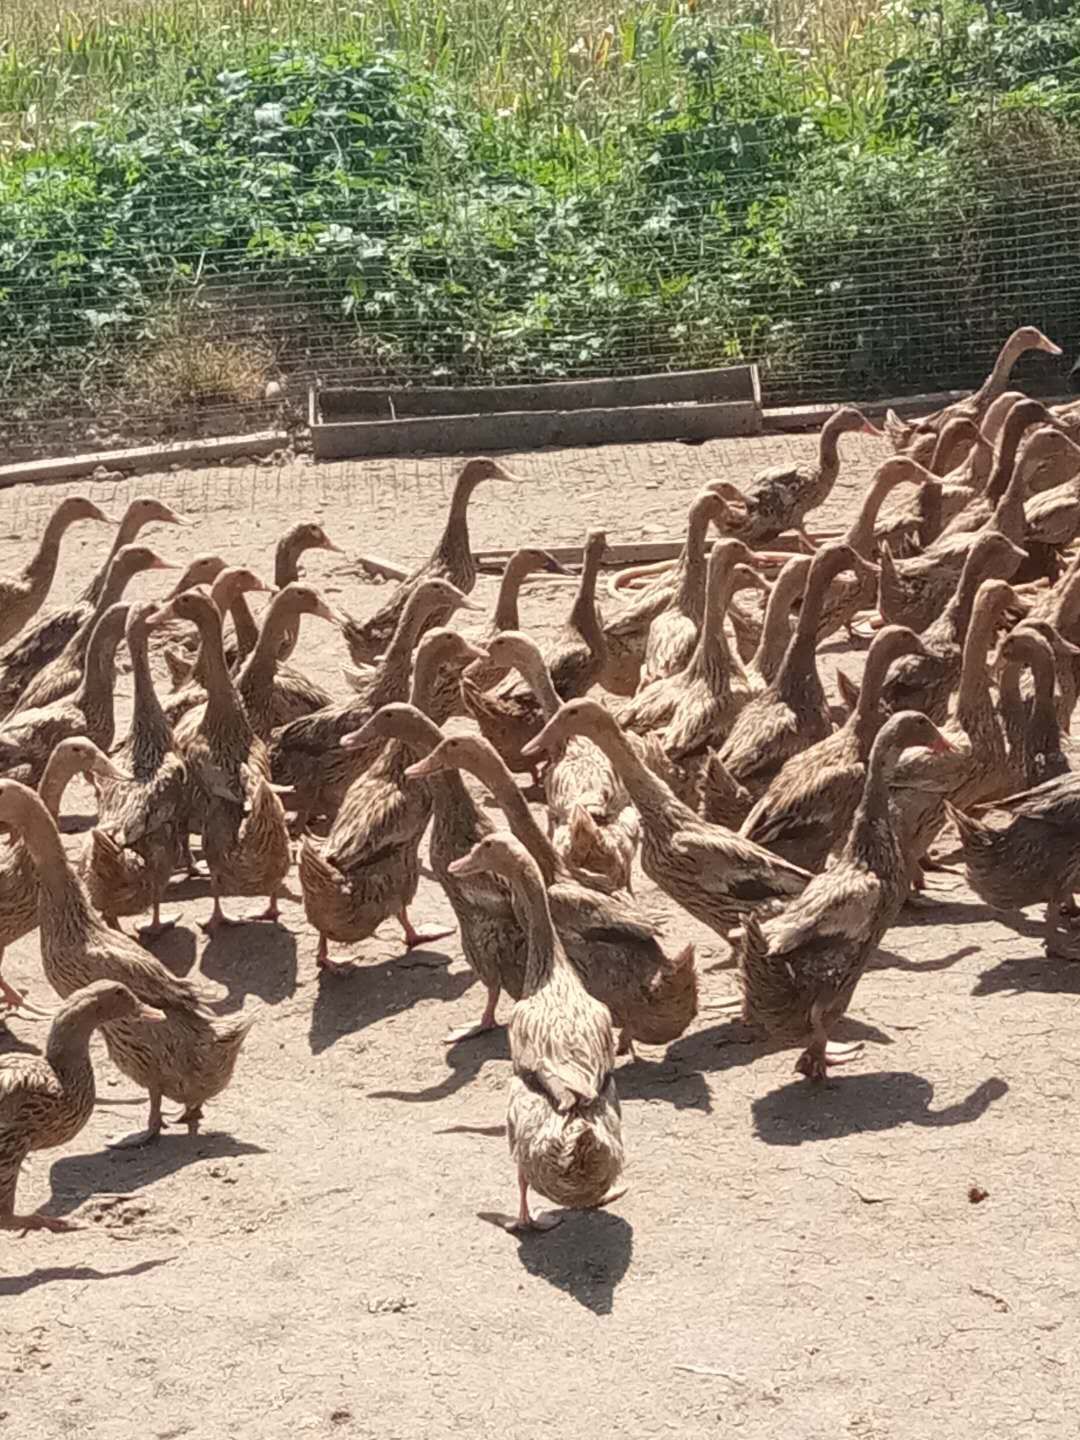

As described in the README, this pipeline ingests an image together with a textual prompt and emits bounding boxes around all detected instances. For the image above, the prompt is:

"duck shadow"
[752,1072,1008,1146]
[308,946,470,1056]
[657,1013,892,1092]
[46,1130,266,1217]
[894,893,1040,935]
[142,925,198,978]
[0,1257,172,1299]
[614,1052,714,1113]
[369,1023,510,1102]
[870,943,980,974]
[200,922,298,1012]
[0,1022,40,1058]
[480,1209,633,1315]
[973,950,1080,997]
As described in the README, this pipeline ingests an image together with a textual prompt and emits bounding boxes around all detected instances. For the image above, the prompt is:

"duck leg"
[315,932,356,975]
[201,888,242,934]
[106,1087,164,1149]
[399,907,454,951]
[446,984,501,1043]
[246,890,283,924]
[0,956,54,1020]
[1,1167,79,1233]
[138,894,180,942]
[795,1004,863,1081]
[499,1169,563,1234]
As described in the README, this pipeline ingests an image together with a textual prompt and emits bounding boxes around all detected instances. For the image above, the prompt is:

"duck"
[0,496,190,699]
[994,626,1072,792]
[719,407,880,547]
[600,484,732,696]
[143,552,228,662]
[298,629,484,969]
[876,531,1026,724]
[447,546,571,698]
[1011,617,1080,728]
[481,631,639,891]
[615,540,757,753]
[946,773,1080,955]
[1019,430,1080,580]
[0,496,111,649]
[462,529,608,779]
[4,545,175,718]
[0,980,167,1231]
[406,731,697,1053]
[269,577,479,825]
[0,737,125,1019]
[812,457,927,640]
[638,490,742,686]
[740,625,926,871]
[0,779,256,1145]
[889,579,1018,885]
[522,698,809,939]
[339,457,518,665]
[147,592,290,932]
[272,521,343,659]
[714,544,865,801]
[732,711,952,1080]
[884,327,1062,454]
[743,555,811,695]
[234,584,342,739]
[0,603,131,787]
[162,566,272,723]
[84,604,189,939]
[448,832,624,1232]
[874,401,1052,633]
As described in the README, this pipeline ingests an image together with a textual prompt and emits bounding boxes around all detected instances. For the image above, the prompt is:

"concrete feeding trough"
[309,365,762,460]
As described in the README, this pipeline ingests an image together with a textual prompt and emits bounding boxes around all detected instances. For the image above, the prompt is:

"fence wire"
[1,0,1078,455]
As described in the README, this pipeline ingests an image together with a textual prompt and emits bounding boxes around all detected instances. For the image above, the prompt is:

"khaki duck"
[84,604,189,939]
[1010,617,1080,730]
[0,779,256,1145]
[732,711,952,1081]
[406,731,698,1054]
[720,406,880,547]
[0,496,111,650]
[522,699,809,939]
[0,497,190,701]
[339,457,518,665]
[890,579,1018,884]
[0,603,130,787]
[457,546,573,697]
[744,555,811,695]
[994,626,1073,792]
[883,327,1062,454]
[876,531,1026,723]
[482,631,639,892]
[462,529,608,780]
[6,545,175,717]
[871,418,987,558]
[946,773,1080,955]
[299,629,485,970]
[1019,430,1080,580]
[449,832,624,1232]
[144,552,228,661]
[0,738,125,1019]
[273,521,344,660]
[235,583,342,739]
[615,540,757,753]
[599,484,732,696]
[740,625,926,872]
[813,458,928,641]
[147,591,290,932]
[270,577,479,824]
[162,567,272,722]
[1,980,166,1231]
[714,544,866,801]
[638,490,743,687]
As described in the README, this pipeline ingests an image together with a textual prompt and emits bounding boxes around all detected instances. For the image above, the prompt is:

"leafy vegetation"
[0,0,1078,441]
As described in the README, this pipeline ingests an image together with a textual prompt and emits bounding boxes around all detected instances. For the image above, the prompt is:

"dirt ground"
[2,432,1077,1440]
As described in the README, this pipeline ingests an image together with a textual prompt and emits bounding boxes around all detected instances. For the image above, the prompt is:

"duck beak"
[150,558,179,573]
[144,601,175,629]
[163,508,195,528]
[340,727,374,751]
[138,1004,167,1023]
[1041,336,1064,357]
[861,419,884,437]
[930,733,954,754]
[93,756,130,782]
[403,754,442,780]
[544,556,574,577]
[313,599,339,625]
[460,641,488,664]
[447,853,480,876]
[321,538,345,554]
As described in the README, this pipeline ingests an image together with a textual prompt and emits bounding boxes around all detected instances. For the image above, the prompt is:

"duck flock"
[3,323,1080,1236]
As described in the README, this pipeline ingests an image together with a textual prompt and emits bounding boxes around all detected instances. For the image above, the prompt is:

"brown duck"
[0,496,111,649]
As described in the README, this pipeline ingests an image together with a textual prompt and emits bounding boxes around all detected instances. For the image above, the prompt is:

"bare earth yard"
[2,432,1077,1440]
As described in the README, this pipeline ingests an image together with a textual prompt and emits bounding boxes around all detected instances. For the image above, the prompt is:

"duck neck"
[229,592,259,659]
[380,594,443,689]
[1027,648,1060,740]
[674,501,714,620]
[848,737,902,851]
[566,543,605,655]
[817,413,849,482]
[21,508,72,590]
[956,601,1000,732]
[752,569,801,681]
[978,331,1028,404]
[985,420,1027,505]
[275,536,306,589]
[492,554,533,631]
[504,859,558,994]
[75,613,124,715]
[37,755,82,818]
[991,455,1028,541]
[12,792,96,924]
[846,472,907,555]
[851,648,896,750]
[80,514,136,605]
[772,558,831,699]
[687,558,738,686]
[195,610,249,733]
[466,753,559,884]
[515,656,562,722]
[436,471,481,572]
[129,624,173,753]
[242,595,294,691]
[580,720,685,833]
[45,1001,101,1091]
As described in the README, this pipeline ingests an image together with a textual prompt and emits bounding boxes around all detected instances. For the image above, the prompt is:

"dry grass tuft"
[129,336,275,414]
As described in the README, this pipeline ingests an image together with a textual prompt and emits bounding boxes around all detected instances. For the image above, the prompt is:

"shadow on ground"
[308,945,469,1056]
[46,1131,266,1216]
[479,1208,633,1315]
[752,1072,1008,1145]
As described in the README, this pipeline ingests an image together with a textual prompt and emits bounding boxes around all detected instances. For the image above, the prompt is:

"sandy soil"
[1,434,1077,1440]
